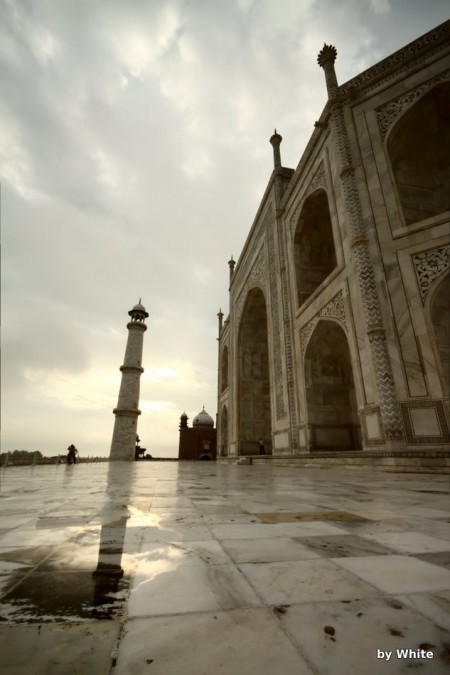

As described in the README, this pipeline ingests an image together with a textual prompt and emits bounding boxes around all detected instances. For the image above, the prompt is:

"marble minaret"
[110,301,148,460]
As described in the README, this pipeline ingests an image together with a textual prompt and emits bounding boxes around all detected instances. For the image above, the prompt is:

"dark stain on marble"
[257,511,369,524]
[297,534,394,558]
[388,627,404,637]
[439,643,450,664]
[413,551,450,570]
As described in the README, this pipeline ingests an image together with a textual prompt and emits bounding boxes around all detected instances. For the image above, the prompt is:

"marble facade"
[217,21,450,458]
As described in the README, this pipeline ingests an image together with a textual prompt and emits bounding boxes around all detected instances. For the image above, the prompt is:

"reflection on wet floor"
[1,462,450,674]
[0,463,137,623]
[2,569,128,622]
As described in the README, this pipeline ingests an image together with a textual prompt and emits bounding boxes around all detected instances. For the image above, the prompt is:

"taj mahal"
[216,20,450,466]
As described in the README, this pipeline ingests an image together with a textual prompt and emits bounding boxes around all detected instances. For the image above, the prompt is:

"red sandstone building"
[178,408,217,461]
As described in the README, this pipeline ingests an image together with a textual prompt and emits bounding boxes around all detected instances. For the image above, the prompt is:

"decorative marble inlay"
[401,400,450,444]
[308,162,327,195]
[300,291,347,352]
[376,71,450,139]
[412,246,450,303]
[340,21,450,98]
[329,77,404,442]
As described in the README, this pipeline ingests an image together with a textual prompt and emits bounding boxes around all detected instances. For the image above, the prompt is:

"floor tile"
[0,622,119,674]
[128,559,260,617]
[298,534,394,558]
[333,555,450,594]
[257,511,368,523]
[222,536,321,563]
[239,558,378,604]
[114,609,314,675]
[275,596,450,674]
[361,531,450,554]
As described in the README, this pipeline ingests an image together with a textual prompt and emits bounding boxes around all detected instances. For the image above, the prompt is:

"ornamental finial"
[317,43,337,68]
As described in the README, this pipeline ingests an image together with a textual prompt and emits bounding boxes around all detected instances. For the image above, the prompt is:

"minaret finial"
[217,307,224,334]
[269,130,283,169]
[228,256,236,284]
[317,44,338,99]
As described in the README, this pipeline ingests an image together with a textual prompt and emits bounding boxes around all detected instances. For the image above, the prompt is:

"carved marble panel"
[340,21,450,98]
[300,291,348,352]
[376,71,450,139]
[412,246,450,303]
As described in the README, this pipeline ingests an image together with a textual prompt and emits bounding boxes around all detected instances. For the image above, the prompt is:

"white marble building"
[217,21,450,459]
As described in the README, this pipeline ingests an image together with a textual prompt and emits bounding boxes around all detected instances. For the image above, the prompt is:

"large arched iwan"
[293,189,337,307]
[387,83,450,226]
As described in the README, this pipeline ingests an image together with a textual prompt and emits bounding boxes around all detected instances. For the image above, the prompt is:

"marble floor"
[0,462,449,674]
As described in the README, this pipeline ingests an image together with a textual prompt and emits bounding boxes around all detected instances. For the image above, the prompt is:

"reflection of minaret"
[91,515,127,617]
[110,301,149,461]
[92,463,133,618]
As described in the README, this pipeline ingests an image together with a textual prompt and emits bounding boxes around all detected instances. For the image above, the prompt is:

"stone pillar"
[318,45,404,447]
[110,301,148,460]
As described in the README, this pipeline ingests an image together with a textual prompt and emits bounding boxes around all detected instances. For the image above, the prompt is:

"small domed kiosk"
[178,407,217,461]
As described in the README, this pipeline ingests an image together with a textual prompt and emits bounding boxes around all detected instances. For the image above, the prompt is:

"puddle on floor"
[0,569,129,623]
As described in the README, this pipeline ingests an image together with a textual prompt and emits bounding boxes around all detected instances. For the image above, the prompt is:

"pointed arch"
[293,189,337,307]
[221,346,229,392]
[304,320,361,450]
[220,404,229,456]
[237,288,272,455]
[387,82,450,225]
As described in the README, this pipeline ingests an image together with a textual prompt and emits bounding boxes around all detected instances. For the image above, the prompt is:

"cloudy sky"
[2,0,448,458]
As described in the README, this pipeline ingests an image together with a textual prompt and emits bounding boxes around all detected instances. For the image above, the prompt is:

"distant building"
[217,21,450,459]
[178,408,217,461]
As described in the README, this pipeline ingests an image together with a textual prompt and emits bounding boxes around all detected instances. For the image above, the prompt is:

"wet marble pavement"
[0,462,449,674]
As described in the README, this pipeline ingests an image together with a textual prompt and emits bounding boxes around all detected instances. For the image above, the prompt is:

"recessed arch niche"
[237,288,272,455]
[294,189,337,307]
[220,405,229,456]
[221,346,229,392]
[304,320,361,450]
[388,82,450,225]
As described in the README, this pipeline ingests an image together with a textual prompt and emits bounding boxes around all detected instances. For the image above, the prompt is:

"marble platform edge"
[218,450,450,474]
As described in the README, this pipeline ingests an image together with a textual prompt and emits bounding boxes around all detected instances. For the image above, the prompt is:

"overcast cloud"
[2,0,449,457]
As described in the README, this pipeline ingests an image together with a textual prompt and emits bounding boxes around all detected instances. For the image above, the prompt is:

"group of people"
[67,444,78,464]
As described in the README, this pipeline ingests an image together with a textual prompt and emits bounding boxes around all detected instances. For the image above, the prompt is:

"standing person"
[67,444,78,464]
[258,438,265,455]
